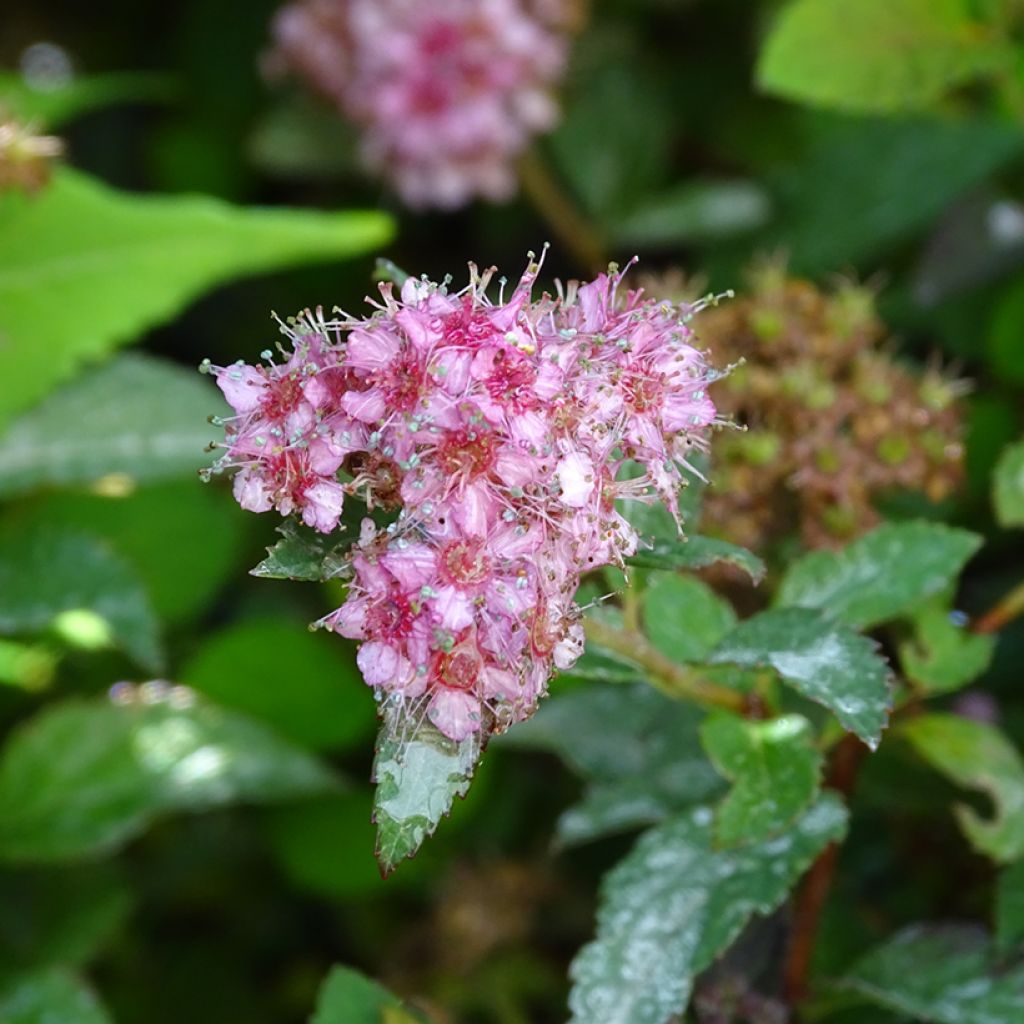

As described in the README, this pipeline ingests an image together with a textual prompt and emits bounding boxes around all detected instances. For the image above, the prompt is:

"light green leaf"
[996,859,1024,954]
[0,690,337,862]
[776,521,982,630]
[757,0,1008,114]
[0,525,163,672]
[0,166,393,427]
[700,712,822,847]
[611,181,770,247]
[709,608,892,748]
[310,965,425,1024]
[502,684,723,847]
[568,795,847,1024]
[643,574,737,664]
[903,713,1024,863]
[0,71,170,128]
[372,700,482,875]
[180,618,375,752]
[994,440,1024,527]
[628,535,765,583]
[0,354,225,499]
[838,924,1024,1023]
[899,602,995,694]
[252,520,351,581]
[0,969,113,1024]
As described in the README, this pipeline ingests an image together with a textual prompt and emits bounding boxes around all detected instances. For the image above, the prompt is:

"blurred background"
[1,1,1024,1022]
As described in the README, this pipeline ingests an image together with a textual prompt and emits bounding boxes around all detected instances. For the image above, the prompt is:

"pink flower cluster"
[206,255,717,742]
[267,0,570,209]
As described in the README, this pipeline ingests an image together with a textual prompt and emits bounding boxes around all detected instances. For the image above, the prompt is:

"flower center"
[440,538,492,587]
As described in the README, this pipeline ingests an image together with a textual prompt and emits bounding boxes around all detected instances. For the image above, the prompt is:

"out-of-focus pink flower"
[267,0,571,209]
[205,252,719,742]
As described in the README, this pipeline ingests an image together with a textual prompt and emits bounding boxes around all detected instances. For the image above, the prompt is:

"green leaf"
[898,601,995,694]
[994,440,1024,528]
[902,713,1024,863]
[310,965,425,1024]
[0,166,393,427]
[0,525,163,672]
[700,712,822,847]
[180,618,376,753]
[611,181,771,247]
[502,684,724,847]
[252,520,351,581]
[0,690,337,862]
[0,863,130,980]
[996,859,1024,954]
[568,795,847,1024]
[838,924,1024,1022]
[628,535,765,583]
[0,969,113,1024]
[0,71,170,128]
[372,699,482,875]
[757,0,1008,114]
[643,574,737,664]
[710,608,892,748]
[776,521,982,630]
[31,480,251,626]
[0,354,225,499]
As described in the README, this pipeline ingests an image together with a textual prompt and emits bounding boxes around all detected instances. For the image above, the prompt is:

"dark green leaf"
[902,713,1024,863]
[611,181,771,247]
[0,525,163,672]
[628,535,765,583]
[0,167,393,427]
[700,712,822,846]
[0,71,170,127]
[180,617,376,752]
[757,0,1008,114]
[710,608,892,748]
[898,601,995,694]
[996,859,1024,954]
[776,521,982,630]
[372,699,482,875]
[0,690,337,862]
[643,574,737,664]
[503,684,724,846]
[994,440,1024,528]
[310,965,425,1024]
[838,924,1024,1022]
[568,795,847,1023]
[0,354,225,499]
[0,968,113,1024]
[252,520,351,581]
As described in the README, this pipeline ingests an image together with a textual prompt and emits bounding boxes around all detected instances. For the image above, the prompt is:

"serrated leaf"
[252,520,351,581]
[628,535,765,582]
[568,795,847,1024]
[643,574,737,664]
[0,354,226,499]
[709,608,892,748]
[902,713,1024,863]
[996,859,1024,955]
[0,524,163,672]
[838,924,1024,1023]
[757,0,1008,114]
[994,440,1024,528]
[776,521,982,630]
[502,684,724,846]
[0,692,337,862]
[372,700,482,875]
[700,712,822,847]
[0,968,113,1024]
[899,602,995,694]
[0,166,393,427]
[310,965,426,1024]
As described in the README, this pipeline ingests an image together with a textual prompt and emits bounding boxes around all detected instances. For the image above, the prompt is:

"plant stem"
[583,618,747,713]
[517,148,608,275]
[972,577,1024,635]
[782,733,866,1008]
